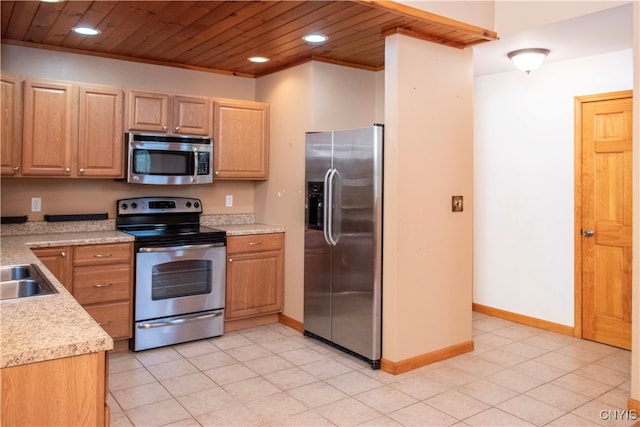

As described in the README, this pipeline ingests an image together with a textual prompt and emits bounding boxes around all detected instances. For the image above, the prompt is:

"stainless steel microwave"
[126,133,213,185]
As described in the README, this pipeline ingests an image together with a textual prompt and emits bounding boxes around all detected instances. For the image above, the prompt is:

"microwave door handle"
[192,147,199,183]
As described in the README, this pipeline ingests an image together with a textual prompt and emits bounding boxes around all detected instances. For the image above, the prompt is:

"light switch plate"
[225,195,233,207]
[452,196,463,212]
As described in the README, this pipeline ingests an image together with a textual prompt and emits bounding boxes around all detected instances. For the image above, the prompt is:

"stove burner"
[116,197,226,245]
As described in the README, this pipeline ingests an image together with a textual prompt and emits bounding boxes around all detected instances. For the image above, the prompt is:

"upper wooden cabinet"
[1,73,22,176]
[213,98,269,180]
[21,79,124,178]
[22,79,75,176]
[77,86,124,177]
[127,90,210,136]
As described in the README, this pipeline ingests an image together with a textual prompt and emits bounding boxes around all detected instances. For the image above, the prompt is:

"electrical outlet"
[31,197,42,212]
[225,195,233,207]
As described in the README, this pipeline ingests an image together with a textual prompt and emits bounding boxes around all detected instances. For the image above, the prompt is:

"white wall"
[474,48,634,326]
[310,61,377,131]
[255,62,378,321]
[494,1,628,36]
[0,44,255,99]
[397,1,495,30]
[630,0,640,408]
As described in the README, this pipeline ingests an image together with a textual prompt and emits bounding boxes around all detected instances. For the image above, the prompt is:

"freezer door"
[304,131,333,341]
[331,126,383,361]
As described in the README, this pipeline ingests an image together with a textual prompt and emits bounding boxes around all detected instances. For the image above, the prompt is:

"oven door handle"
[137,311,223,329]
[138,242,225,253]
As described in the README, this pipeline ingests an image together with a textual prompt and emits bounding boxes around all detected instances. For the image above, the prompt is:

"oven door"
[135,242,225,321]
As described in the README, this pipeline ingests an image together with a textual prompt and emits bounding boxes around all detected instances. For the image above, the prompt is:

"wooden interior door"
[578,91,632,350]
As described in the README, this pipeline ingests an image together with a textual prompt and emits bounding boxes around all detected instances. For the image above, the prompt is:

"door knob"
[582,229,595,237]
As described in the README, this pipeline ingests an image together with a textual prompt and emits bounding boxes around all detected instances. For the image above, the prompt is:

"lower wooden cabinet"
[225,233,284,328]
[31,246,72,292]
[84,302,131,340]
[1,351,108,426]
[33,242,133,346]
[72,243,133,346]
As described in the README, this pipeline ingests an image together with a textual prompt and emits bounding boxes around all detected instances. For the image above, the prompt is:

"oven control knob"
[121,203,128,210]
[194,202,200,209]
[186,202,192,208]
[131,203,138,209]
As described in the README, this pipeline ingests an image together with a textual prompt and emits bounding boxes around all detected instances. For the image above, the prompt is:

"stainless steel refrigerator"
[304,124,383,369]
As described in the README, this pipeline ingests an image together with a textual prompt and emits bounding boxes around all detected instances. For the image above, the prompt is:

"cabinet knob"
[215,171,219,175]
[60,251,66,257]
[79,168,85,174]
[175,126,180,132]
[162,125,168,131]
[228,258,233,263]
[65,167,71,173]
[13,166,19,172]
[98,320,112,326]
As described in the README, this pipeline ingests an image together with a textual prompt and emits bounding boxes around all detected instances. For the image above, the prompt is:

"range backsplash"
[0,214,255,236]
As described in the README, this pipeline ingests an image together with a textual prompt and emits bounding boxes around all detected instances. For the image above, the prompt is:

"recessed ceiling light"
[248,56,270,63]
[72,26,101,36]
[302,33,328,44]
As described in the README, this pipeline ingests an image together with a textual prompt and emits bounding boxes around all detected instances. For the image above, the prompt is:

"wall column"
[382,34,474,371]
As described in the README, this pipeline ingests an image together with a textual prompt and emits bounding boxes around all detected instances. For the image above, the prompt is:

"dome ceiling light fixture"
[302,33,329,44]
[507,48,550,74]
[72,25,101,36]
[248,56,270,63]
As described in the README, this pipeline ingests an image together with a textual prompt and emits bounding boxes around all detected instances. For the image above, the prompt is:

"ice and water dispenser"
[307,182,324,230]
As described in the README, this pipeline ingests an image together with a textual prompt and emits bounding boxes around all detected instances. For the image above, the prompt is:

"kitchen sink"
[0,264,59,300]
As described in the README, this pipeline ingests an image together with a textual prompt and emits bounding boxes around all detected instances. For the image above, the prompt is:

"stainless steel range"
[116,197,226,351]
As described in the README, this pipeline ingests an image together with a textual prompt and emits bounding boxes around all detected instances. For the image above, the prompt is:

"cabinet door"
[127,90,170,132]
[1,352,107,427]
[173,95,210,136]
[226,249,283,320]
[32,246,72,292]
[22,80,76,176]
[77,85,124,177]
[73,264,131,305]
[213,99,269,180]
[73,243,132,267]
[84,302,131,340]
[1,73,22,176]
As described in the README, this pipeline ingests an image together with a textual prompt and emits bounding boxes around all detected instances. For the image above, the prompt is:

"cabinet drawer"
[84,302,131,339]
[227,233,282,255]
[73,265,131,305]
[74,243,131,266]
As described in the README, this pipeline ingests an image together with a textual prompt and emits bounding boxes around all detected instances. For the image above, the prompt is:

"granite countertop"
[0,231,133,368]
[0,219,284,368]
[208,223,285,236]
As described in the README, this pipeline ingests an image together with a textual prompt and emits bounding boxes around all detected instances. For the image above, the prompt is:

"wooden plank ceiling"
[1,1,497,78]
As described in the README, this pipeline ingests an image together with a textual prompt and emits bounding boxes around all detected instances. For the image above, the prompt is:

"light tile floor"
[109,312,637,426]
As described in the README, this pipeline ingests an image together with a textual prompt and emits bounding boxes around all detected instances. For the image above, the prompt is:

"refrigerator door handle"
[322,168,333,246]
[327,168,338,246]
